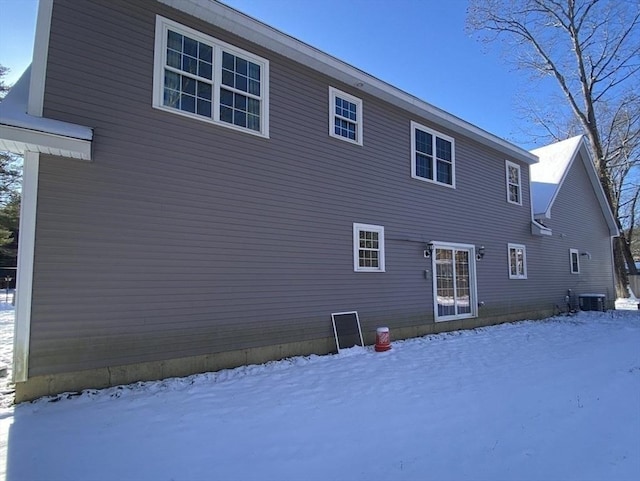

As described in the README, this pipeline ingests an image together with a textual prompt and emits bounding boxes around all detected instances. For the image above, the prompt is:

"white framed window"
[508,243,527,279]
[153,16,269,137]
[353,223,385,272]
[569,248,580,274]
[506,160,522,205]
[329,87,363,145]
[411,121,455,188]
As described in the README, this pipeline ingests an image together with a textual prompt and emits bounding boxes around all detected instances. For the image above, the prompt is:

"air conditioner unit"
[579,294,606,312]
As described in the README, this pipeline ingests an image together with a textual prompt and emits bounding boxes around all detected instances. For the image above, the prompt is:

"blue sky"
[0,0,553,149]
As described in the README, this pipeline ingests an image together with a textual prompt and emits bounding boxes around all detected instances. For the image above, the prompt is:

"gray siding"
[527,155,616,307]
[30,0,559,376]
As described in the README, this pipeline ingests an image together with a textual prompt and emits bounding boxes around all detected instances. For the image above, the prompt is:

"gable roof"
[530,135,618,236]
[159,0,537,166]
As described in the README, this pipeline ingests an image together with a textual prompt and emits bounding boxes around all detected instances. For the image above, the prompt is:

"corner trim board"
[13,152,40,382]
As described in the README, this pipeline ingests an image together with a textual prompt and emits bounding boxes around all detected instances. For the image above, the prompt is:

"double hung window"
[353,223,385,272]
[508,243,527,279]
[411,121,455,187]
[506,160,522,205]
[570,249,580,274]
[329,87,363,145]
[154,16,269,136]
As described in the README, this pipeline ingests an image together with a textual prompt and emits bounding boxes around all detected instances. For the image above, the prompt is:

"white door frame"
[431,241,478,322]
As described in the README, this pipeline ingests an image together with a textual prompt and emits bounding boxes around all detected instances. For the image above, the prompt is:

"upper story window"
[411,121,455,187]
[569,249,580,274]
[153,16,269,137]
[353,223,385,272]
[508,243,527,279]
[329,87,363,145]
[506,160,522,205]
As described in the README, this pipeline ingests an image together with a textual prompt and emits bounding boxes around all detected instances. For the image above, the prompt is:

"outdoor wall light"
[476,245,486,260]
[424,242,435,258]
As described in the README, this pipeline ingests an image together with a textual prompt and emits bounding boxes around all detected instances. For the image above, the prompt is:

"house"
[0,0,617,402]
[529,135,619,308]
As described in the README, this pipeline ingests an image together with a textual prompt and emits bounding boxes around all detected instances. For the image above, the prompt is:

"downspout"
[12,0,54,383]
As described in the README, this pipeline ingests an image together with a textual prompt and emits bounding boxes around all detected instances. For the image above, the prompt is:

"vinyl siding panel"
[30,0,541,376]
[526,155,616,306]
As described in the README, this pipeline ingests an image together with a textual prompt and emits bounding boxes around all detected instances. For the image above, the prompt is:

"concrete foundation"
[14,308,555,403]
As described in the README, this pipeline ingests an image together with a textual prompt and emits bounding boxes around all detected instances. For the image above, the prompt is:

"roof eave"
[0,124,92,161]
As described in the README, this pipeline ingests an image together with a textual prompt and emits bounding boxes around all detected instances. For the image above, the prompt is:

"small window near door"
[508,243,527,279]
[353,223,385,272]
[570,248,580,274]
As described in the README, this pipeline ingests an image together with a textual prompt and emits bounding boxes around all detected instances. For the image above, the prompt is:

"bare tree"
[0,65,22,205]
[468,0,640,297]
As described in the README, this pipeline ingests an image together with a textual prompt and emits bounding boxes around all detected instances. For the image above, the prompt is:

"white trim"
[328,87,363,146]
[430,241,478,322]
[353,223,385,272]
[0,124,92,161]
[410,121,456,189]
[12,152,40,383]
[153,15,270,138]
[569,248,580,274]
[157,0,537,165]
[28,0,53,116]
[508,243,528,279]
[505,160,522,205]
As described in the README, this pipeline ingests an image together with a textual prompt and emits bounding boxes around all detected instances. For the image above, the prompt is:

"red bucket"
[374,327,391,352]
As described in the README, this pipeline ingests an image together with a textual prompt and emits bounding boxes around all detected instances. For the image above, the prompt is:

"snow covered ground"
[0,301,638,480]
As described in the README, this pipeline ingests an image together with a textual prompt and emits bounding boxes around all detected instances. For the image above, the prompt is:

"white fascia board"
[28,0,53,116]
[0,124,92,161]
[159,0,537,166]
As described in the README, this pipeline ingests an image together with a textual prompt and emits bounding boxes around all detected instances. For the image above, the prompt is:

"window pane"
[182,55,197,75]
[181,93,195,113]
[183,37,198,57]
[167,49,181,69]
[234,111,247,127]
[220,105,233,123]
[247,114,260,131]
[164,70,180,90]
[248,62,260,81]
[415,129,432,155]
[222,52,235,70]
[222,69,234,88]
[220,89,233,107]
[198,61,212,81]
[436,159,452,184]
[415,153,432,179]
[235,74,248,92]
[509,185,520,203]
[197,99,211,117]
[436,137,451,161]
[198,43,212,63]
[248,98,260,115]
[167,31,182,52]
[236,57,248,75]
[197,82,212,101]
[163,88,180,109]
[248,79,260,96]
[181,76,196,95]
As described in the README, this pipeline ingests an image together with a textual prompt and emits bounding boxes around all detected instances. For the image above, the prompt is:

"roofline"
[575,139,619,237]
[158,0,538,165]
[538,136,619,237]
[0,124,92,161]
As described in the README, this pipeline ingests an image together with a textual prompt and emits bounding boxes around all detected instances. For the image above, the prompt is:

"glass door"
[433,245,476,321]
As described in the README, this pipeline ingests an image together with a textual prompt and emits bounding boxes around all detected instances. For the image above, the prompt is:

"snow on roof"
[529,135,583,217]
[0,66,92,141]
